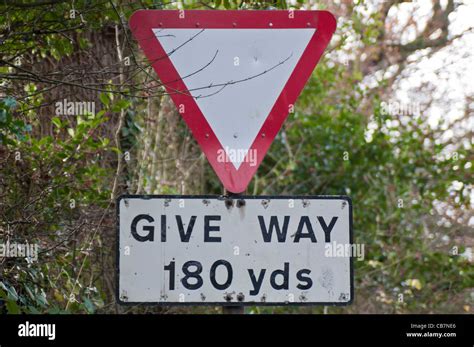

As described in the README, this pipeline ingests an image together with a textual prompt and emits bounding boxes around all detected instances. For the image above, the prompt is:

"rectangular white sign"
[117,195,353,305]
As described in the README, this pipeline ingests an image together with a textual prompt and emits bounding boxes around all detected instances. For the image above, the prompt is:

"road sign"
[129,10,336,193]
[117,195,353,305]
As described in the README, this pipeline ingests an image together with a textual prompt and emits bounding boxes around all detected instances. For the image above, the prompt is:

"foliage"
[0,0,472,315]
[1,96,113,313]
[251,62,473,313]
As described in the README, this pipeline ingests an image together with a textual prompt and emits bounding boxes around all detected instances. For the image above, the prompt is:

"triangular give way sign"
[129,10,336,193]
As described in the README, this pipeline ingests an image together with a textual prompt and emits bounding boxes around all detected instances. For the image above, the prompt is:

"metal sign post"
[222,191,245,314]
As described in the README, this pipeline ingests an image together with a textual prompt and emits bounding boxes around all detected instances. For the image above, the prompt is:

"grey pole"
[221,189,245,315]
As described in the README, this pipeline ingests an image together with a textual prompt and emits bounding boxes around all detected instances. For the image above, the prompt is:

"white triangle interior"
[153,28,315,169]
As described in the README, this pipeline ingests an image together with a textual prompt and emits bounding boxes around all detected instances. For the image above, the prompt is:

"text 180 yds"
[164,260,312,295]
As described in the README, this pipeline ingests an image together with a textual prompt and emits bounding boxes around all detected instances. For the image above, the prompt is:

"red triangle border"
[129,10,336,193]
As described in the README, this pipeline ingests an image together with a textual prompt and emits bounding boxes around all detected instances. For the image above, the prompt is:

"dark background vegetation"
[0,0,472,314]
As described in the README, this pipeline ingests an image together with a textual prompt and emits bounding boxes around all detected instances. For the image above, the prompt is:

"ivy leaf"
[99,93,110,106]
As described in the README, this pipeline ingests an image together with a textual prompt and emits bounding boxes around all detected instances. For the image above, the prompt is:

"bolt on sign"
[117,196,353,305]
[129,10,337,193]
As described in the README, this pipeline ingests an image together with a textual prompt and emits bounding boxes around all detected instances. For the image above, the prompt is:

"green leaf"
[0,109,7,123]
[3,96,17,109]
[83,298,95,313]
[52,116,62,128]
[112,99,131,112]
[6,300,21,314]
[99,93,110,106]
